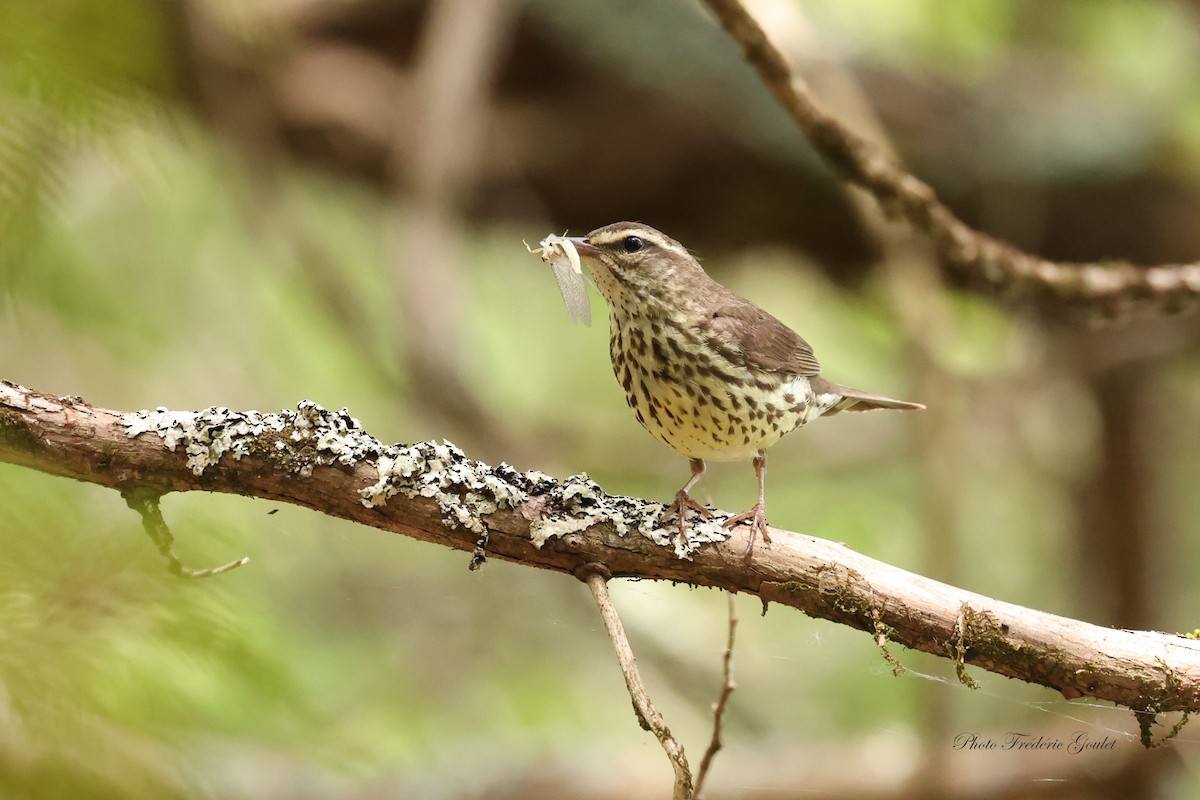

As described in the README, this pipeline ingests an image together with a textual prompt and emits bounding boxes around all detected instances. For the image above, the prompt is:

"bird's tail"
[813,377,926,416]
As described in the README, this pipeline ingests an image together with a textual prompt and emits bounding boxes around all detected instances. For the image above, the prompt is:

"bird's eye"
[623,235,644,253]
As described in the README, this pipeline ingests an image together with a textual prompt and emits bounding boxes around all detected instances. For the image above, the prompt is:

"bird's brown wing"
[705,299,822,377]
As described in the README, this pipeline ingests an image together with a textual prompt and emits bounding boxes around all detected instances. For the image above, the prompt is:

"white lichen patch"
[531,474,733,559]
[122,402,732,559]
[361,439,527,536]
[122,401,367,478]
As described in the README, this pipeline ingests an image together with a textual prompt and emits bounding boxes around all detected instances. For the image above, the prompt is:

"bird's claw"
[723,501,771,555]
[661,490,712,543]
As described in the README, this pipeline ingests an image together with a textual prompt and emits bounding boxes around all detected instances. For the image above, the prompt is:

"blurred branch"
[701,0,1200,319]
[3,381,1200,739]
[389,0,522,458]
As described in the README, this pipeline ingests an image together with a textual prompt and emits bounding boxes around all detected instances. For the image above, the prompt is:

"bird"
[564,222,924,553]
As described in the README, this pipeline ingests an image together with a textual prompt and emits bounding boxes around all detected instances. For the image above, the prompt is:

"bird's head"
[568,222,708,314]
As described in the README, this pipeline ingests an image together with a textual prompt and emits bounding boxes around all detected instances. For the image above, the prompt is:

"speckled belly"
[609,315,823,462]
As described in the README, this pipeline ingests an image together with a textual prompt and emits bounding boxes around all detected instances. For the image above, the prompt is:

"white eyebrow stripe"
[588,227,691,259]
[656,239,690,258]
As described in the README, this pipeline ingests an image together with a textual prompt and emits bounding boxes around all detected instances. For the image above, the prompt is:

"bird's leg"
[661,458,712,540]
[723,450,771,553]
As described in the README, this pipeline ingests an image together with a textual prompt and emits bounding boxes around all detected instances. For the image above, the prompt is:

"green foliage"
[3,1,1199,796]
[0,473,294,798]
[0,0,169,278]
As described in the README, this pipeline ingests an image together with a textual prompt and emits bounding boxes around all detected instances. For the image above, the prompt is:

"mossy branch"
[3,380,1200,736]
[701,0,1200,319]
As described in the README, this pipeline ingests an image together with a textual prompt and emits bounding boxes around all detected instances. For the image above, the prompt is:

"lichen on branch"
[120,393,731,556]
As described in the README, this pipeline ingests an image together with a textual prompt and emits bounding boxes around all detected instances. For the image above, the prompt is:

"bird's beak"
[566,236,602,259]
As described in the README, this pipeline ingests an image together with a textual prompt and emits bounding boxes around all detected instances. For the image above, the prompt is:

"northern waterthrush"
[565,222,924,551]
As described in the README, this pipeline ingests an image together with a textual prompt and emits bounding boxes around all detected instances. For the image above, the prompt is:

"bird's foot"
[723,501,771,555]
[660,490,712,543]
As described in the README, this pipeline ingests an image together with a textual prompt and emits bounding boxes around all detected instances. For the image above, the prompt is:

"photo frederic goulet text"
[953,731,1119,754]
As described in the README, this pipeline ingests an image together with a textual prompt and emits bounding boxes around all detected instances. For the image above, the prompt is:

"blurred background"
[2,0,1199,797]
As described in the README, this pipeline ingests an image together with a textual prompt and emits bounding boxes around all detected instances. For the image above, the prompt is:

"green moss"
[0,409,41,455]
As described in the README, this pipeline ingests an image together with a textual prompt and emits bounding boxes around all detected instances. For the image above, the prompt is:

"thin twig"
[578,564,694,800]
[123,489,249,579]
[700,0,1200,318]
[694,592,738,799]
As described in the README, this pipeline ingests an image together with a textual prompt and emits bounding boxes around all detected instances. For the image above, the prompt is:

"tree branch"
[2,380,1199,734]
[693,592,737,799]
[700,0,1200,319]
[580,564,693,799]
